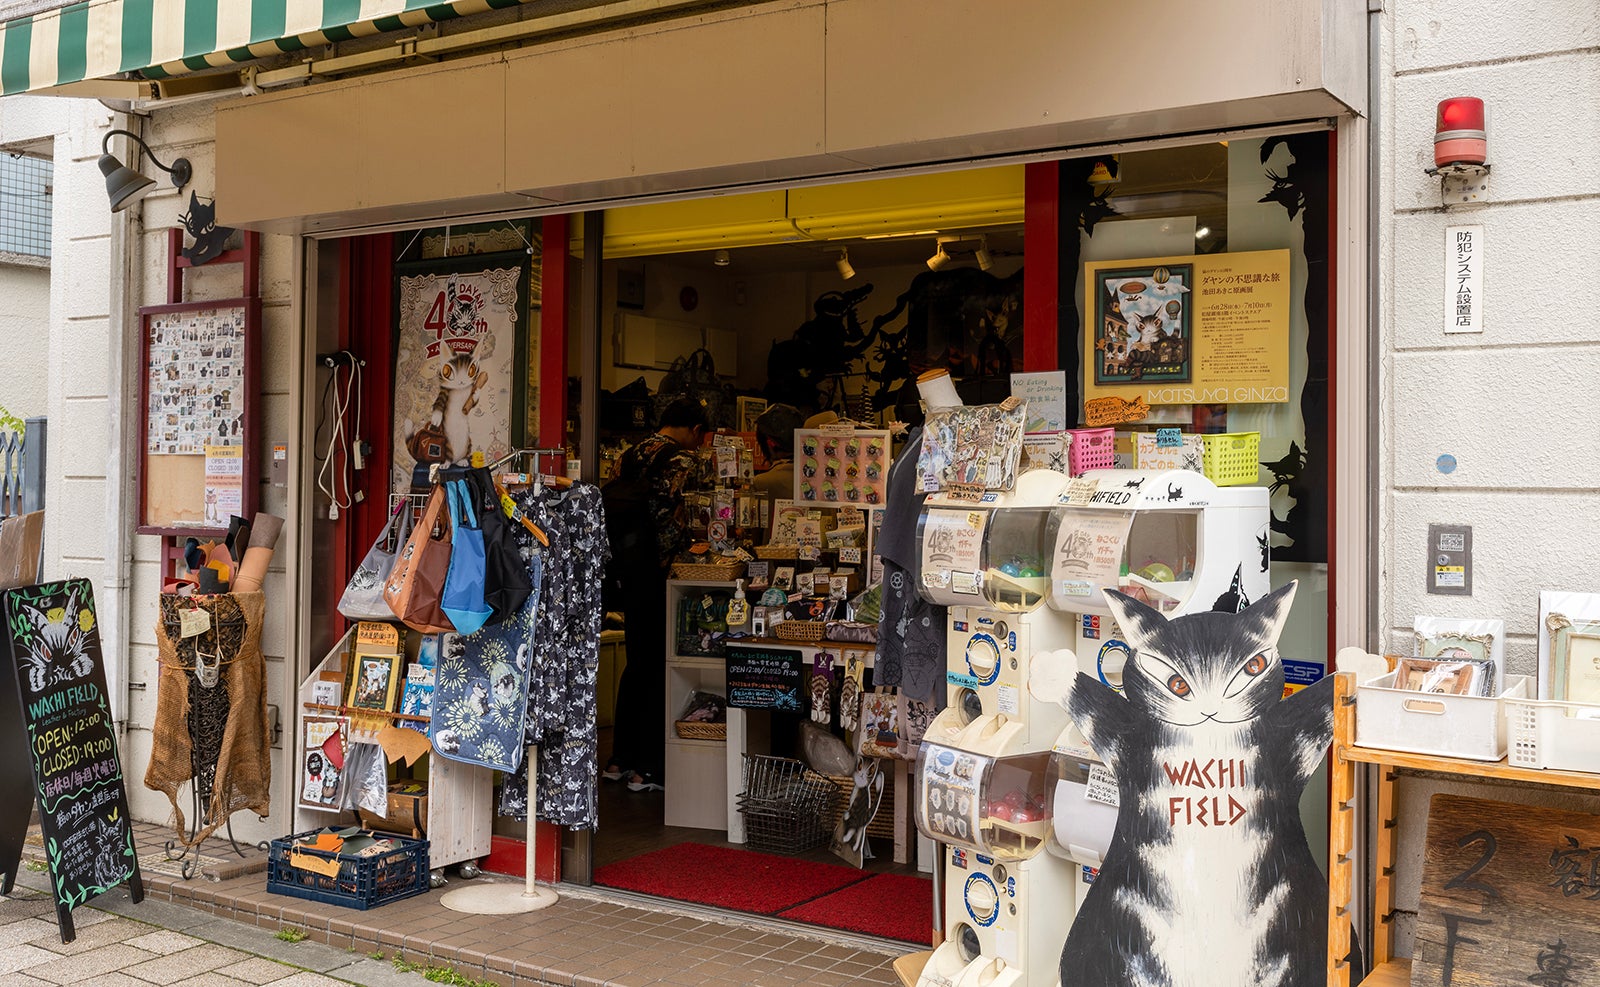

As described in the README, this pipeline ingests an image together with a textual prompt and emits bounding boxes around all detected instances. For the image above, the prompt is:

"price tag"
[180,608,212,638]
[1156,428,1182,448]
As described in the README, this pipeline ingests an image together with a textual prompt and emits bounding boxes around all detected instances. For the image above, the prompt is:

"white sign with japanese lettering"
[1444,225,1484,334]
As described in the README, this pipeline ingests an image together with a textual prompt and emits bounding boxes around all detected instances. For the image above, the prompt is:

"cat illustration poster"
[1060,581,1351,987]
[1091,263,1193,386]
[392,256,528,492]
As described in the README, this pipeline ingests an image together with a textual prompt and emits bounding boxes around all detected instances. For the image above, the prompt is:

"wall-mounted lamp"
[835,248,855,280]
[973,236,993,272]
[1427,97,1490,205]
[713,249,731,267]
[98,129,191,212]
[926,243,951,271]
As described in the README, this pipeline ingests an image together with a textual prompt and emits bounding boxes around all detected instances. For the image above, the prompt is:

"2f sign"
[1444,225,1484,334]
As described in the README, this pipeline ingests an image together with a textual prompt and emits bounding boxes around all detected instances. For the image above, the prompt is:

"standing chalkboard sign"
[0,579,142,943]
[725,645,805,711]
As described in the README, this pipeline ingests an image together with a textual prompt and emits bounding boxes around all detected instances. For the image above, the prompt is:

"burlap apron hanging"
[143,592,271,847]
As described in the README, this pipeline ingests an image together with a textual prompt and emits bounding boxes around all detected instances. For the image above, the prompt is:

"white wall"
[118,101,301,848]
[0,262,50,418]
[1380,0,1600,953]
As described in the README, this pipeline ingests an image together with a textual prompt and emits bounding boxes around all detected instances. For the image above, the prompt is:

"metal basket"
[736,755,839,855]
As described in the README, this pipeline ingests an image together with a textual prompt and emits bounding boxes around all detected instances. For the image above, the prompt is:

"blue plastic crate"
[266,829,429,910]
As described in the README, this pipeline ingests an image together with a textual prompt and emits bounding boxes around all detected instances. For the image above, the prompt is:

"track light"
[926,244,951,271]
[974,236,993,272]
[713,249,731,267]
[835,249,855,280]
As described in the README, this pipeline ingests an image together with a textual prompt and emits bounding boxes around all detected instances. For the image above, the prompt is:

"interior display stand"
[295,626,493,882]
[664,579,920,864]
[1326,671,1600,987]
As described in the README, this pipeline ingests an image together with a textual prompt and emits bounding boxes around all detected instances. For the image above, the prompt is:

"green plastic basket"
[1200,432,1261,486]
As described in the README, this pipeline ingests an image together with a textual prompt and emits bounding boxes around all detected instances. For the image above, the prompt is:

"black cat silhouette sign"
[1062,581,1339,987]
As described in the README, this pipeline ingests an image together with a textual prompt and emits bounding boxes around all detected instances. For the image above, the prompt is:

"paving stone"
[173,975,254,987]
[25,917,149,955]
[266,974,356,987]
[0,918,60,950]
[118,943,254,985]
[0,944,58,976]
[0,974,53,987]
[17,943,156,983]
[123,929,208,955]
[214,956,297,984]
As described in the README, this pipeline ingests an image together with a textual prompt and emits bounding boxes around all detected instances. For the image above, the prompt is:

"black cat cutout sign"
[1061,581,1347,987]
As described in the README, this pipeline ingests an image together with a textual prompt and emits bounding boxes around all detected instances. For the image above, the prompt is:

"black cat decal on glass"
[1061,581,1347,987]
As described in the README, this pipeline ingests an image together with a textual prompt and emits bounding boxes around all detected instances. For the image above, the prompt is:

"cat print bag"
[337,503,412,622]
[383,484,456,635]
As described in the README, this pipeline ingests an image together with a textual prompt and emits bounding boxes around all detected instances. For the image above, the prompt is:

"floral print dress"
[497,481,608,829]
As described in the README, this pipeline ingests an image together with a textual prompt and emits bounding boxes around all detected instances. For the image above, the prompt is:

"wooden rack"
[1326,671,1600,986]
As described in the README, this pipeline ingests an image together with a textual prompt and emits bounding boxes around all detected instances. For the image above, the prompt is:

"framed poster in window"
[137,298,261,535]
[391,251,531,493]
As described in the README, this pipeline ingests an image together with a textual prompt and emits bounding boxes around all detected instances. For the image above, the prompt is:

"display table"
[1326,671,1600,987]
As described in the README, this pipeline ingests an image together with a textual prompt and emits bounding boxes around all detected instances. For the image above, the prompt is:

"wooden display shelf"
[1358,958,1410,987]
[1327,671,1600,987]
[1337,741,1600,791]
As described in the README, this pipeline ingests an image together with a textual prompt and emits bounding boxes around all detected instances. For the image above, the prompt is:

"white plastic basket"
[1355,672,1531,761]
[1506,697,1600,772]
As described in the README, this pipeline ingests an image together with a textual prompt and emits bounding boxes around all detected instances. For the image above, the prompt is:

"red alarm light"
[1434,97,1487,168]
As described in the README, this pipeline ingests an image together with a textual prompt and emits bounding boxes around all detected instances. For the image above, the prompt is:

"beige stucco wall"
[0,261,50,417]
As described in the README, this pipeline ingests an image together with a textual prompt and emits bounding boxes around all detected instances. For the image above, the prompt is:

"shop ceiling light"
[713,249,731,267]
[926,244,951,271]
[973,236,993,272]
[1434,97,1487,169]
[98,129,191,212]
[835,248,855,280]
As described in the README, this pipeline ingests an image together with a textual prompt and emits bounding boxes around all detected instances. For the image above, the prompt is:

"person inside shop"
[602,397,711,792]
[750,403,803,502]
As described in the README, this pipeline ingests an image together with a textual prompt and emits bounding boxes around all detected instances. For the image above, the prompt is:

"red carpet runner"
[594,842,933,943]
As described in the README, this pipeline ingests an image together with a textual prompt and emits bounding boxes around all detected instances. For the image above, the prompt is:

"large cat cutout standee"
[1060,582,1345,987]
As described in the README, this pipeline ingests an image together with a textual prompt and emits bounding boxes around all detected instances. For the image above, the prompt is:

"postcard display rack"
[295,626,493,881]
[910,467,1270,987]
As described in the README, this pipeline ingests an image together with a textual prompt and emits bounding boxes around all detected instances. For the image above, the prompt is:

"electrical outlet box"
[1427,523,1473,596]
[271,441,288,487]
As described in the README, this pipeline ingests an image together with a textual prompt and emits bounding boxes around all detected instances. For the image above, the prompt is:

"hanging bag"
[337,503,413,622]
[383,484,456,634]
[467,466,532,625]
[441,477,493,636]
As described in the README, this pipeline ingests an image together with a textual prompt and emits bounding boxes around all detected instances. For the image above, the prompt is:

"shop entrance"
[303,130,1341,949]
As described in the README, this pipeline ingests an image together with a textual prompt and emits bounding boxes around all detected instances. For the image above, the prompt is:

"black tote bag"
[466,466,533,625]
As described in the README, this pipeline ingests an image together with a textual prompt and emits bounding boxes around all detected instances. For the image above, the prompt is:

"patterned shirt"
[617,433,704,569]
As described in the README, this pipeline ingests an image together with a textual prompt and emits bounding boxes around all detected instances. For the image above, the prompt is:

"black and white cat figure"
[1059,581,1352,987]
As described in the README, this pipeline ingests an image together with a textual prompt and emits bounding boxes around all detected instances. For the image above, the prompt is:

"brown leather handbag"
[383,484,456,634]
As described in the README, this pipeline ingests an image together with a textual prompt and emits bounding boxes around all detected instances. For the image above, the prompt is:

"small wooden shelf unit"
[1326,672,1600,987]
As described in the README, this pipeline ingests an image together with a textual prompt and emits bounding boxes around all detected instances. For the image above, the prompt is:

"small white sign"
[1444,225,1484,334]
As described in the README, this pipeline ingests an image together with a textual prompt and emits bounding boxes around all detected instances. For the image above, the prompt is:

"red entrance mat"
[594,842,868,914]
[777,872,935,945]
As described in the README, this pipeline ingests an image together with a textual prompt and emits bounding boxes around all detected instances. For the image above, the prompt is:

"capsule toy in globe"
[1138,562,1176,582]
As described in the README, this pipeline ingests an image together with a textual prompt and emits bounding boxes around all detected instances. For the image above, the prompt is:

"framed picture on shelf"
[299,715,349,811]
[345,652,403,712]
[1540,591,1600,702]
[1395,656,1492,697]
[1413,615,1504,696]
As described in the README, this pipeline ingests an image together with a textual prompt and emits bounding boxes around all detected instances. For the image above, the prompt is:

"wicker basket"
[824,773,898,840]
[756,545,800,560]
[773,620,827,642]
[674,720,727,741]
[670,559,746,581]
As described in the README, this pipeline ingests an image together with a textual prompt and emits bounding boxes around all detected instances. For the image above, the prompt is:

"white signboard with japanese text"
[1444,225,1484,334]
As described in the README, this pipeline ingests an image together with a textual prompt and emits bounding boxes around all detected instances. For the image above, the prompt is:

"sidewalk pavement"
[1,867,433,987]
[8,822,909,987]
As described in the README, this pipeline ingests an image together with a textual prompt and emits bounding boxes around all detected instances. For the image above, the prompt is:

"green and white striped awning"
[0,0,531,96]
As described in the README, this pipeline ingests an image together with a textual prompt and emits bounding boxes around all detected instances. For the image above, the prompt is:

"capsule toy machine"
[1032,469,1270,900]
[914,469,1077,754]
[913,739,1074,987]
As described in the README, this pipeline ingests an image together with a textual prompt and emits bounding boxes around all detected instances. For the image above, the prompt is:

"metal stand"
[440,744,558,914]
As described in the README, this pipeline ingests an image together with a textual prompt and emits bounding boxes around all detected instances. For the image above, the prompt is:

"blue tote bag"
[440,477,492,635]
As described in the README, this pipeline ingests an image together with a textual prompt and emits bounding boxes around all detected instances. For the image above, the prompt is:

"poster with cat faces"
[145,305,246,455]
[392,262,523,492]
